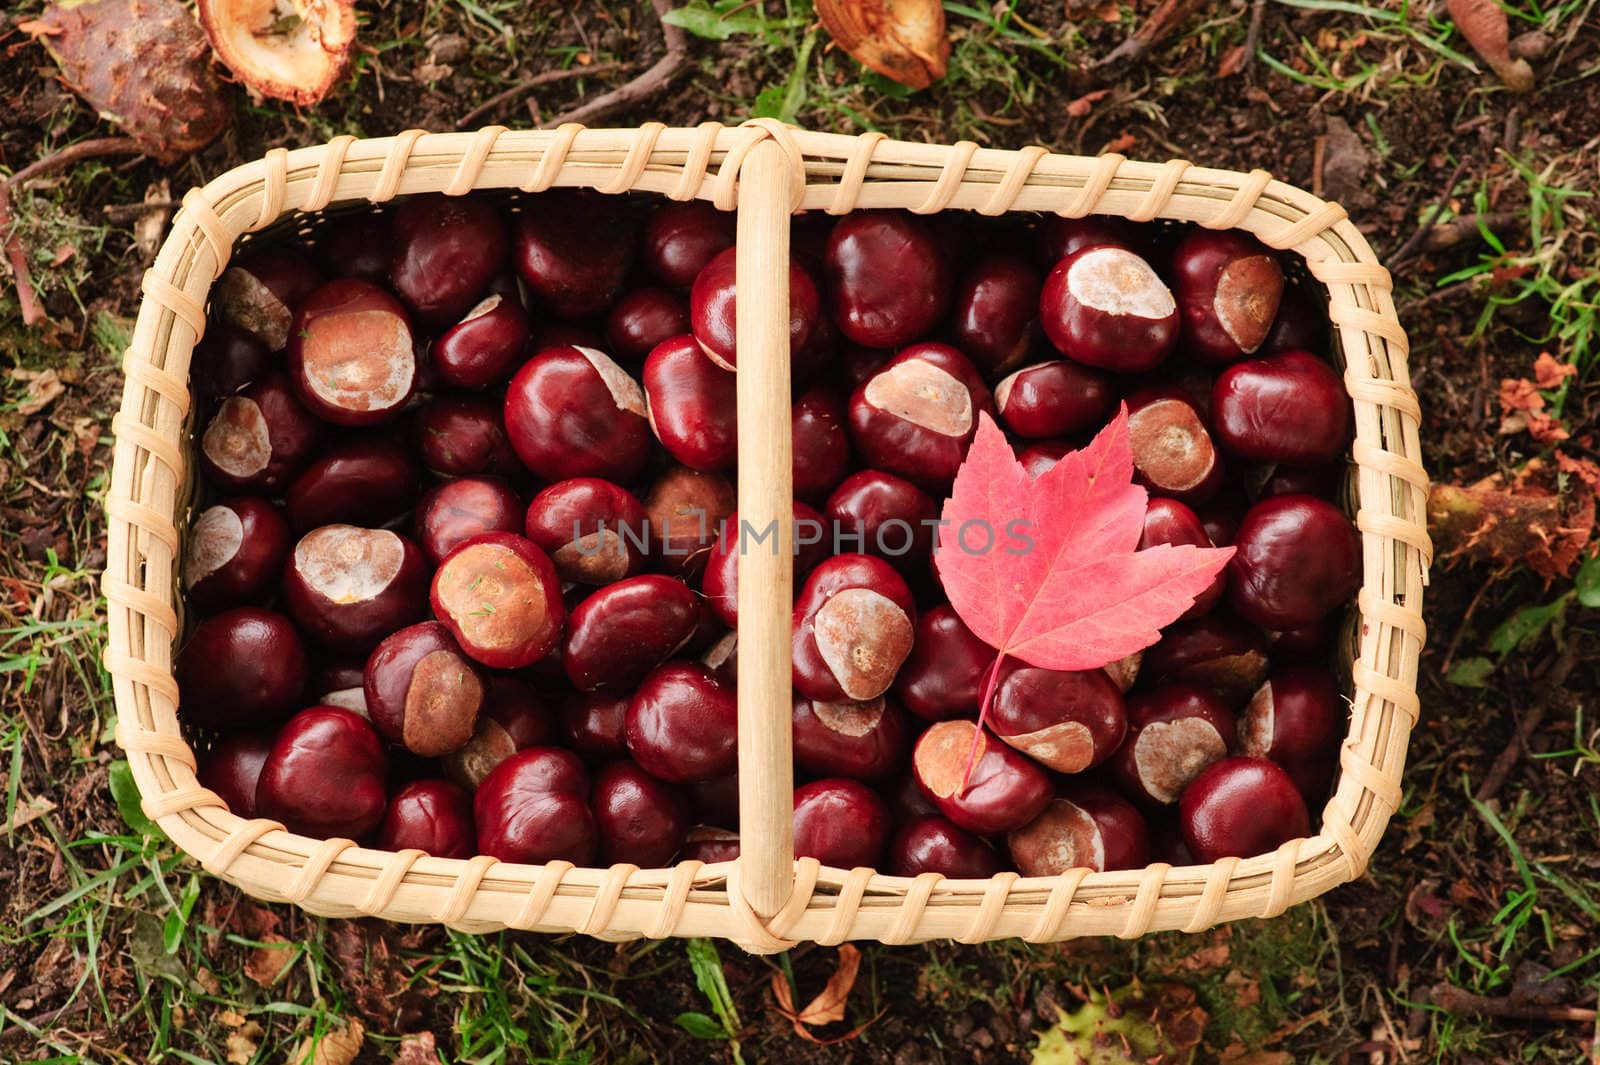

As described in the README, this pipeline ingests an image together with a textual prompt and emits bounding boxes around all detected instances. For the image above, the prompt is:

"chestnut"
[643,467,736,579]
[513,192,635,320]
[1263,283,1328,356]
[893,605,995,722]
[1035,216,1139,265]
[792,694,911,780]
[1271,615,1336,664]
[642,201,737,289]
[416,394,521,479]
[994,360,1114,440]
[285,436,422,533]
[1126,388,1223,504]
[199,371,320,493]
[681,826,741,863]
[1179,756,1310,862]
[1103,650,1142,693]
[1018,441,1070,479]
[309,658,368,716]
[255,706,389,840]
[184,497,291,610]
[825,211,952,348]
[431,294,532,390]
[1254,462,1342,501]
[887,772,938,824]
[1211,351,1350,465]
[989,662,1127,774]
[474,747,597,864]
[1196,486,1249,548]
[178,607,308,730]
[388,193,508,325]
[700,503,829,628]
[824,470,938,578]
[605,288,692,364]
[643,335,737,471]
[377,779,476,858]
[503,345,652,483]
[363,621,484,756]
[793,778,892,868]
[430,532,565,669]
[950,254,1043,375]
[592,760,691,867]
[1138,497,1224,619]
[560,691,631,760]
[625,662,737,783]
[701,629,739,688]
[1039,245,1177,373]
[689,247,822,372]
[1228,495,1361,630]
[197,730,274,817]
[443,675,557,788]
[316,213,391,283]
[887,814,1001,879]
[283,525,428,651]
[848,343,994,488]
[912,720,1053,835]
[213,246,323,352]
[1111,684,1237,806]
[792,553,917,703]
[191,321,272,400]
[1007,784,1150,876]
[287,279,415,426]
[524,477,650,586]
[840,343,891,390]
[1239,665,1343,800]
[1171,230,1284,364]
[686,772,739,828]
[1142,613,1270,705]
[415,477,524,565]
[791,387,851,501]
[563,575,703,692]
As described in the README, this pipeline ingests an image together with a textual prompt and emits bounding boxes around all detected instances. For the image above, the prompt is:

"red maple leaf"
[935,408,1235,781]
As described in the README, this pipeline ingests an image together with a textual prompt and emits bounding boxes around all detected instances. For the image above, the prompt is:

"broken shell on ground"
[198,0,358,107]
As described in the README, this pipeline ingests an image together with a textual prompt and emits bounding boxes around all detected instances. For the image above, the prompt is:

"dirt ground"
[1,1,1598,1062]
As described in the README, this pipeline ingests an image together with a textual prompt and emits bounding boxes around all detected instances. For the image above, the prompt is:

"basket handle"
[732,140,797,919]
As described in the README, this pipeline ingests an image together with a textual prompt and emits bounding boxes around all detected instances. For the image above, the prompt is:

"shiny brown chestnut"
[288,279,416,426]
[414,477,523,565]
[624,662,738,783]
[316,213,391,283]
[641,200,736,289]
[824,470,938,578]
[563,575,703,692]
[285,436,421,533]
[1138,497,1225,619]
[792,553,917,703]
[689,247,822,372]
[791,387,851,501]
[592,760,690,867]
[912,720,1053,835]
[1007,784,1150,876]
[1039,245,1178,373]
[431,294,531,390]
[887,814,1001,879]
[513,192,635,320]
[1172,230,1284,364]
[994,360,1114,439]
[848,343,995,488]
[681,826,740,863]
[430,532,564,669]
[443,675,557,788]
[1196,486,1249,548]
[283,525,428,651]
[1239,665,1343,800]
[825,211,952,349]
[1211,351,1350,465]
[792,694,911,780]
[213,246,323,352]
[192,321,273,400]
[989,661,1127,773]
[893,605,995,722]
[416,393,521,479]
[199,371,320,493]
[700,504,829,628]
[1179,756,1309,862]
[1228,495,1361,630]
[474,747,597,864]
[1112,684,1238,806]
[643,335,737,471]
[700,629,738,688]
[1035,216,1139,265]
[363,621,484,756]
[950,254,1043,375]
[197,731,274,818]
[524,478,650,586]
[503,345,652,483]
[377,779,476,858]
[605,288,692,366]
[1142,613,1271,706]
[1263,283,1328,355]
[255,706,389,840]
[644,467,736,579]
[184,497,291,610]
[560,691,630,761]
[793,778,892,868]
[387,193,508,324]
[309,658,368,716]
[1018,441,1070,479]
[1126,387,1224,504]
[178,607,308,730]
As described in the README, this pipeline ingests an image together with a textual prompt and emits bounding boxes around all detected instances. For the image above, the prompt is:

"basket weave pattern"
[106,120,1429,953]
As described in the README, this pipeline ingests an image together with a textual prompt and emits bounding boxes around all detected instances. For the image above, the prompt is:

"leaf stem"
[960,651,1008,794]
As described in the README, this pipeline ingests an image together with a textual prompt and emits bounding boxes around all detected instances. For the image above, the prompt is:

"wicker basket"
[106,120,1430,953]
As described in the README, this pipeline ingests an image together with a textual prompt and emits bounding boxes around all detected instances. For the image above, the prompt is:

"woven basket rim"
[105,122,1429,953]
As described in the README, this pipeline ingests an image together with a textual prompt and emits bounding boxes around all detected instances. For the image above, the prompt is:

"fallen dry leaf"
[199,0,358,106]
[1428,459,1595,581]
[1499,375,1568,444]
[816,0,948,90]
[770,944,881,1044]
[395,1031,442,1064]
[1,795,56,833]
[20,0,230,162]
[1446,0,1535,91]
[11,368,65,416]
[1065,89,1111,118]
[294,1019,364,1065]
[243,933,296,988]
[134,179,173,261]
[224,1019,264,1065]
[1533,351,1578,390]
